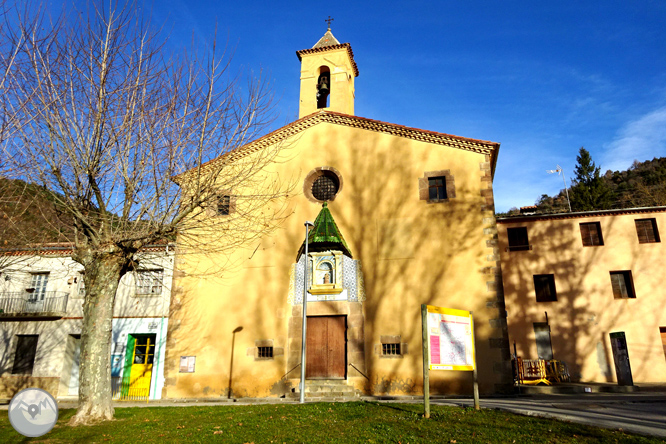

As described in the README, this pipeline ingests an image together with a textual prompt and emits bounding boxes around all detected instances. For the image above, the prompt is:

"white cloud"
[601,106,666,172]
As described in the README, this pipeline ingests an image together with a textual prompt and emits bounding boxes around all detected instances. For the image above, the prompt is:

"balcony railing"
[0,291,69,317]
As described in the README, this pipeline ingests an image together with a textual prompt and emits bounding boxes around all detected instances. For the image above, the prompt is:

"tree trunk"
[69,253,127,426]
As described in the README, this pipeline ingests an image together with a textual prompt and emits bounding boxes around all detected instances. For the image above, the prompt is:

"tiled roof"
[497,206,666,223]
[296,43,359,77]
[179,110,501,182]
[312,29,340,48]
[297,202,352,259]
[0,242,174,257]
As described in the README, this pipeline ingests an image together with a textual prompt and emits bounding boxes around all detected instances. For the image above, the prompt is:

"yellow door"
[128,335,155,398]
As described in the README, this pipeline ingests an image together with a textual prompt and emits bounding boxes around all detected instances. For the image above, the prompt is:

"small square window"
[507,227,530,251]
[382,343,401,356]
[635,219,660,244]
[610,271,635,299]
[217,195,231,215]
[257,346,273,359]
[428,176,447,200]
[533,274,557,302]
[580,222,604,246]
[419,171,455,203]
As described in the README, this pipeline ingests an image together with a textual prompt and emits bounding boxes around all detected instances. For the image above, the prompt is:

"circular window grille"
[312,173,340,201]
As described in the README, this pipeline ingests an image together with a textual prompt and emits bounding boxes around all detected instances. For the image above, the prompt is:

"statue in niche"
[317,261,334,285]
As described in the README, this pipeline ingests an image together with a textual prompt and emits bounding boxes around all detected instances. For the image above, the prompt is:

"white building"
[0,244,174,400]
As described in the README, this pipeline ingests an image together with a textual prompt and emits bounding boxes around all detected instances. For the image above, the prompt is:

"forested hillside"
[0,178,75,248]
[500,155,666,216]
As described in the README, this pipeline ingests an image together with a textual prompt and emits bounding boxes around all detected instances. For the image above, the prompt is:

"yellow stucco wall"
[498,210,666,383]
[299,47,355,118]
[164,120,511,399]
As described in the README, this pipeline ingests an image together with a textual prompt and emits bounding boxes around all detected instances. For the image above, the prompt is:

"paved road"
[429,393,666,439]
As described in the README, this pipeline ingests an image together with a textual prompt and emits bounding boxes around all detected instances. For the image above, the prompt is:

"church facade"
[163,29,512,399]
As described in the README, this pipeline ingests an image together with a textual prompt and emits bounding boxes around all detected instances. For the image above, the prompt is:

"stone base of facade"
[0,376,60,399]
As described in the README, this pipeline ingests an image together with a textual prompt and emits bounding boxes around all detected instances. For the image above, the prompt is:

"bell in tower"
[316,68,330,109]
[296,20,359,118]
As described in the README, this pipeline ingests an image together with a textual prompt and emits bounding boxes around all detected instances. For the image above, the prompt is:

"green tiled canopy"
[297,203,352,259]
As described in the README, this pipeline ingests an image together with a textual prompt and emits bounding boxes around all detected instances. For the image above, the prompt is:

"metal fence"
[111,378,150,402]
[0,291,69,315]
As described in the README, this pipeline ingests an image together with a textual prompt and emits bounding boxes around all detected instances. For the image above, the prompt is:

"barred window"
[136,270,163,295]
[382,343,401,356]
[257,346,273,359]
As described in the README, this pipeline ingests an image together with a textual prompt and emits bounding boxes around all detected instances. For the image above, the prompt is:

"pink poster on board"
[430,335,440,364]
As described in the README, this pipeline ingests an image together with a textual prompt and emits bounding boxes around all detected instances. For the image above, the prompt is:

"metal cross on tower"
[325,16,334,29]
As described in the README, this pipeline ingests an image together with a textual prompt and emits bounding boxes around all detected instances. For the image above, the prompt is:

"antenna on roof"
[547,165,572,212]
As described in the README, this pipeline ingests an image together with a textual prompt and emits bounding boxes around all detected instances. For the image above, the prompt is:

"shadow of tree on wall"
[0,319,79,399]
[501,213,666,383]
[264,126,506,396]
[164,122,509,398]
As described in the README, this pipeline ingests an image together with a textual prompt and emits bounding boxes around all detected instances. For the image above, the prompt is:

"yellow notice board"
[426,306,475,371]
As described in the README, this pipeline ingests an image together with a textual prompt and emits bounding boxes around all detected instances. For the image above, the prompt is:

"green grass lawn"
[0,401,662,444]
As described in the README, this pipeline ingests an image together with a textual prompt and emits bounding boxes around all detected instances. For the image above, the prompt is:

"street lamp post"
[299,221,314,403]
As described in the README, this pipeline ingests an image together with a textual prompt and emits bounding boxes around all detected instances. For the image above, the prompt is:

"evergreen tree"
[570,147,613,211]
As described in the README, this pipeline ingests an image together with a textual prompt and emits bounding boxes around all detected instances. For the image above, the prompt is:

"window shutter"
[610,272,630,299]
[508,227,529,251]
[580,223,591,246]
[610,273,622,298]
[580,222,602,246]
[12,335,39,375]
[636,219,658,243]
[534,274,556,302]
[589,224,600,245]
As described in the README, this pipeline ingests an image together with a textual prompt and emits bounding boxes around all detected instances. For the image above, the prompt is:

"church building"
[163,28,512,399]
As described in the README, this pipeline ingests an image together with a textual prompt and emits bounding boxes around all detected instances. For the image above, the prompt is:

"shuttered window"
[12,335,39,375]
[610,271,635,299]
[533,274,557,302]
[507,227,530,251]
[580,222,603,246]
[635,218,660,244]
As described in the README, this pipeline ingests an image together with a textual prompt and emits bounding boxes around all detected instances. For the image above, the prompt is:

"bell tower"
[296,23,359,118]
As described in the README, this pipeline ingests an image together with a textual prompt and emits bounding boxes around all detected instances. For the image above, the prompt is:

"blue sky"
[143,0,666,211]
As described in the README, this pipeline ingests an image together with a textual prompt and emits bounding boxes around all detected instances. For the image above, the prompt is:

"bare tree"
[630,181,666,207]
[1,1,291,425]
[0,3,56,273]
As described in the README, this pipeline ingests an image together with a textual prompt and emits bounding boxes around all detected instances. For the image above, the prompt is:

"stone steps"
[287,380,361,401]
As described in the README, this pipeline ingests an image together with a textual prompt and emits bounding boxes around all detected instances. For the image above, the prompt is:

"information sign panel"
[426,306,475,371]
